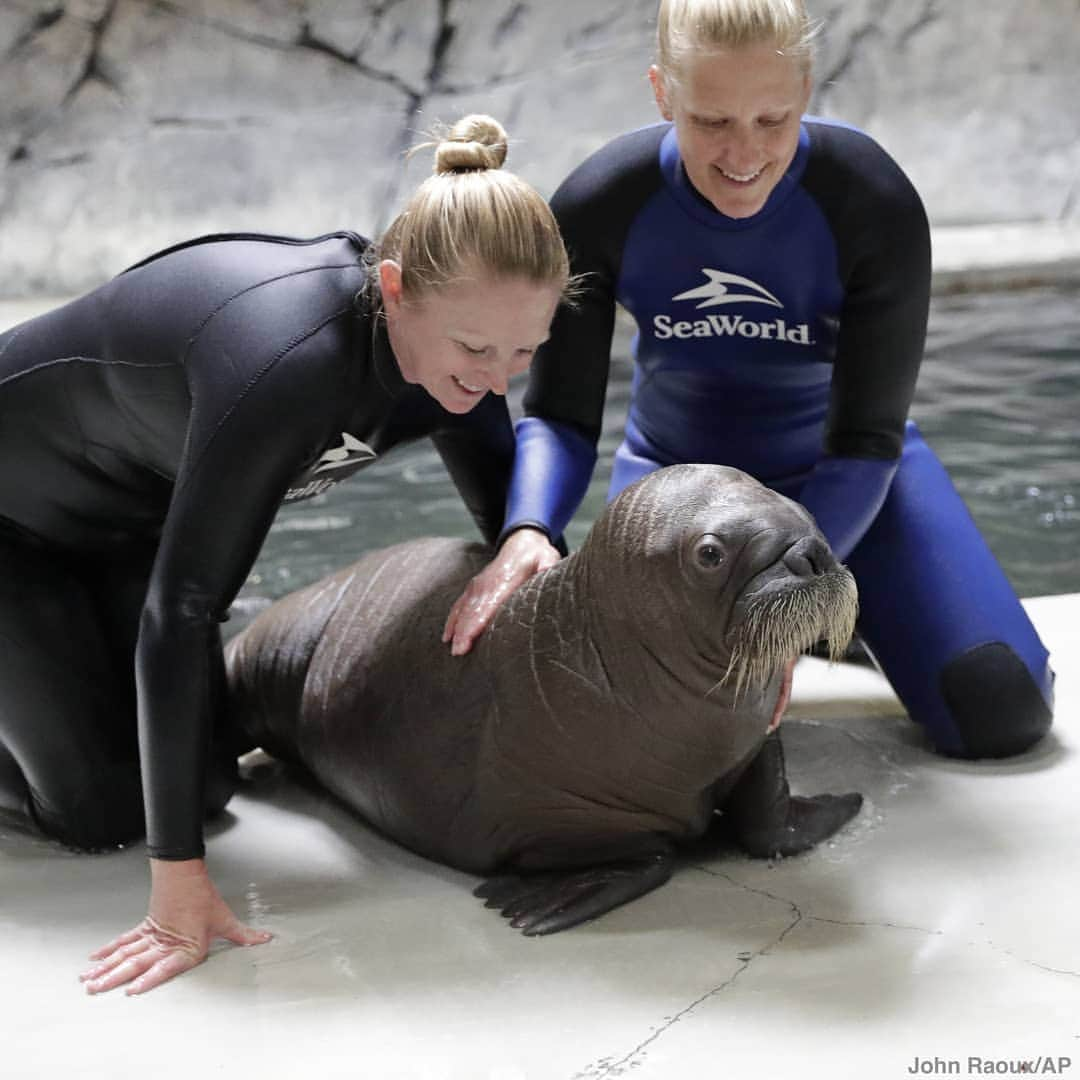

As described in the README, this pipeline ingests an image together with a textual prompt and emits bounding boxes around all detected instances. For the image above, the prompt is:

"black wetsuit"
[504,120,1053,758]
[0,232,514,857]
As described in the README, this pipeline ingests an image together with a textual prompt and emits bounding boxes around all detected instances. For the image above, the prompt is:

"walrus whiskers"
[710,568,859,702]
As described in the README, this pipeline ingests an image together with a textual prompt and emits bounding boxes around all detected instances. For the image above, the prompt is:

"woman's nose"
[720,125,759,168]
[484,363,509,396]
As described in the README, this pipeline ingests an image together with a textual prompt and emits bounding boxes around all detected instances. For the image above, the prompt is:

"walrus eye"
[694,536,725,570]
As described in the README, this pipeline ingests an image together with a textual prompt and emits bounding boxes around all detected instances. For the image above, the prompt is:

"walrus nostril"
[783,536,830,578]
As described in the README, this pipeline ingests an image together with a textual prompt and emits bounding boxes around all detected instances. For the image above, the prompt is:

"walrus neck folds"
[488,540,765,798]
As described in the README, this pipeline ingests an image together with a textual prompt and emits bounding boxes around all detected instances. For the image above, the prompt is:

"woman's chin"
[431,383,486,414]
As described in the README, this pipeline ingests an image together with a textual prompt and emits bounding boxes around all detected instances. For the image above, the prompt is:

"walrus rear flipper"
[474,852,674,936]
[723,732,863,858]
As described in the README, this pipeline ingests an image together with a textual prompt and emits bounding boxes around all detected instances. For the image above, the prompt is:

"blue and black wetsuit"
[0,232,514,855]
[504,119,1053,758]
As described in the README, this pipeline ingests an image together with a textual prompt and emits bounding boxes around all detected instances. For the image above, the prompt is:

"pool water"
[238,285,1080,612]
[915,286,1079,597]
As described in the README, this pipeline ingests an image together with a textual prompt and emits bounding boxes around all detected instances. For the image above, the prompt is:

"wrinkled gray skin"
[226,465,861,933]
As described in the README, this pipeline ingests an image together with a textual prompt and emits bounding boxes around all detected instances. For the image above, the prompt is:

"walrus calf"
[225,464,862,934]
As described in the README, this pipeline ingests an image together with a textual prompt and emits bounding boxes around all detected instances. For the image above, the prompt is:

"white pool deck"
[2,228,1079,1079]
[2,594,1076,1080]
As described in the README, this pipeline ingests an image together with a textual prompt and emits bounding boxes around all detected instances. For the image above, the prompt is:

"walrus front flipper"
[474,853,674,936]
[724,732,863,858]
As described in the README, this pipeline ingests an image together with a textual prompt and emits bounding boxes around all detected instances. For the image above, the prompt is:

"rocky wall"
[1,0,1078,295]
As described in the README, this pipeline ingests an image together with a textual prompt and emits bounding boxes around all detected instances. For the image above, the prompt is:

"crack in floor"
[810,914,942,935]
[568,850,1080,1079]
[985,944,1080,981]
[569,860,1079,1078]
[569,870,803,1078]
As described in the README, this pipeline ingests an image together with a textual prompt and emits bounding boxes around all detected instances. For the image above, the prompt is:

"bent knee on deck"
[29,763,146,852]
[935,642,1053,759]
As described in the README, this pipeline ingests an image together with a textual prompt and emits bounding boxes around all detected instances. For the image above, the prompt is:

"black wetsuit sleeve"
[523,127,665,439]
[505,127,666,538]
[804,124,931,458]
[797,124,931,557]
[429,392,517,548]
[138,319,349,860]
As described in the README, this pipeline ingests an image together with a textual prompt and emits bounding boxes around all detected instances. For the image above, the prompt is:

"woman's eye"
[458,342,486,356]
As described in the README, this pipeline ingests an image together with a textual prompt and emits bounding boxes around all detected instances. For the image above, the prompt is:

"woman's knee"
[938,642,1053,759]
[29,764,146,852]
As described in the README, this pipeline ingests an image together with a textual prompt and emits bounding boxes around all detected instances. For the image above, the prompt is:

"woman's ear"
[649,65,674,121]
[379,259,404,315]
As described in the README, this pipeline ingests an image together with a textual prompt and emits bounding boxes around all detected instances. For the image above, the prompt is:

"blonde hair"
[377,115,571,300]
[656,0,820,80]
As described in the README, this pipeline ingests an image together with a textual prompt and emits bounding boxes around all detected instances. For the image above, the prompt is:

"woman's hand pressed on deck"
[80,858,271,995]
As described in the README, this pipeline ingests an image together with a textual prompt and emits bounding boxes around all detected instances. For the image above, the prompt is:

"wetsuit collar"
[660,122,811,231]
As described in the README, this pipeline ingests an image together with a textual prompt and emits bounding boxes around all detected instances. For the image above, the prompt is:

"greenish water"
[915,285,1079,597]
[238,285,1080,614]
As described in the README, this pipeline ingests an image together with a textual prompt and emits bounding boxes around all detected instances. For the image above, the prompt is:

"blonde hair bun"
[433,114,509,174]
[379,111,570,302]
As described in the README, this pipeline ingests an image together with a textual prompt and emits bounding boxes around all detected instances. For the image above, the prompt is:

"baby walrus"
[225,464,862,934]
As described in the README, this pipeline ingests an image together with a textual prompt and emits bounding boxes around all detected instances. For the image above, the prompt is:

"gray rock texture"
[1,0,1078,296]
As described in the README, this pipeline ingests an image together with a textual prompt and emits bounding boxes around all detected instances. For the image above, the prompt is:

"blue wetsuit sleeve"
[500,416,598,544]
[797,455,898,561]
[799,123,932,560]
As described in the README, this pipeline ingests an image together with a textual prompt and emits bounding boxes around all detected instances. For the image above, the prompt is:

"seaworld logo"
[673,269,783,309]
[311,431,375,475]
[653,268,813,345]
[285,432,377,503]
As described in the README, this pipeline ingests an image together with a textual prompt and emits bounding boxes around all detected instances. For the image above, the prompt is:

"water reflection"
[239,285,1080,613]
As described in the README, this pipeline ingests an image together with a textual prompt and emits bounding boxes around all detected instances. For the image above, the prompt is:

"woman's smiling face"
[380,260,561,414]
[651,42,811,219]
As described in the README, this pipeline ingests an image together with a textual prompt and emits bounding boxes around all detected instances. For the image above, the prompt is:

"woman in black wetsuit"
[0,115,570,994]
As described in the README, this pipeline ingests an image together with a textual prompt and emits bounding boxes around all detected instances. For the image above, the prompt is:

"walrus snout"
[729,526,836,604]
[722,549,859,699]
[781,535,834,580]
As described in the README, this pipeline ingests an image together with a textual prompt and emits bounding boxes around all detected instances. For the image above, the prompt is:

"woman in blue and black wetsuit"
[0,115,571,994]
[445,1,1054,761]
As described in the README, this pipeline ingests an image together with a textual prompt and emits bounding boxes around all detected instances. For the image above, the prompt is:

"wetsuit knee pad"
[940,643,1053,759]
